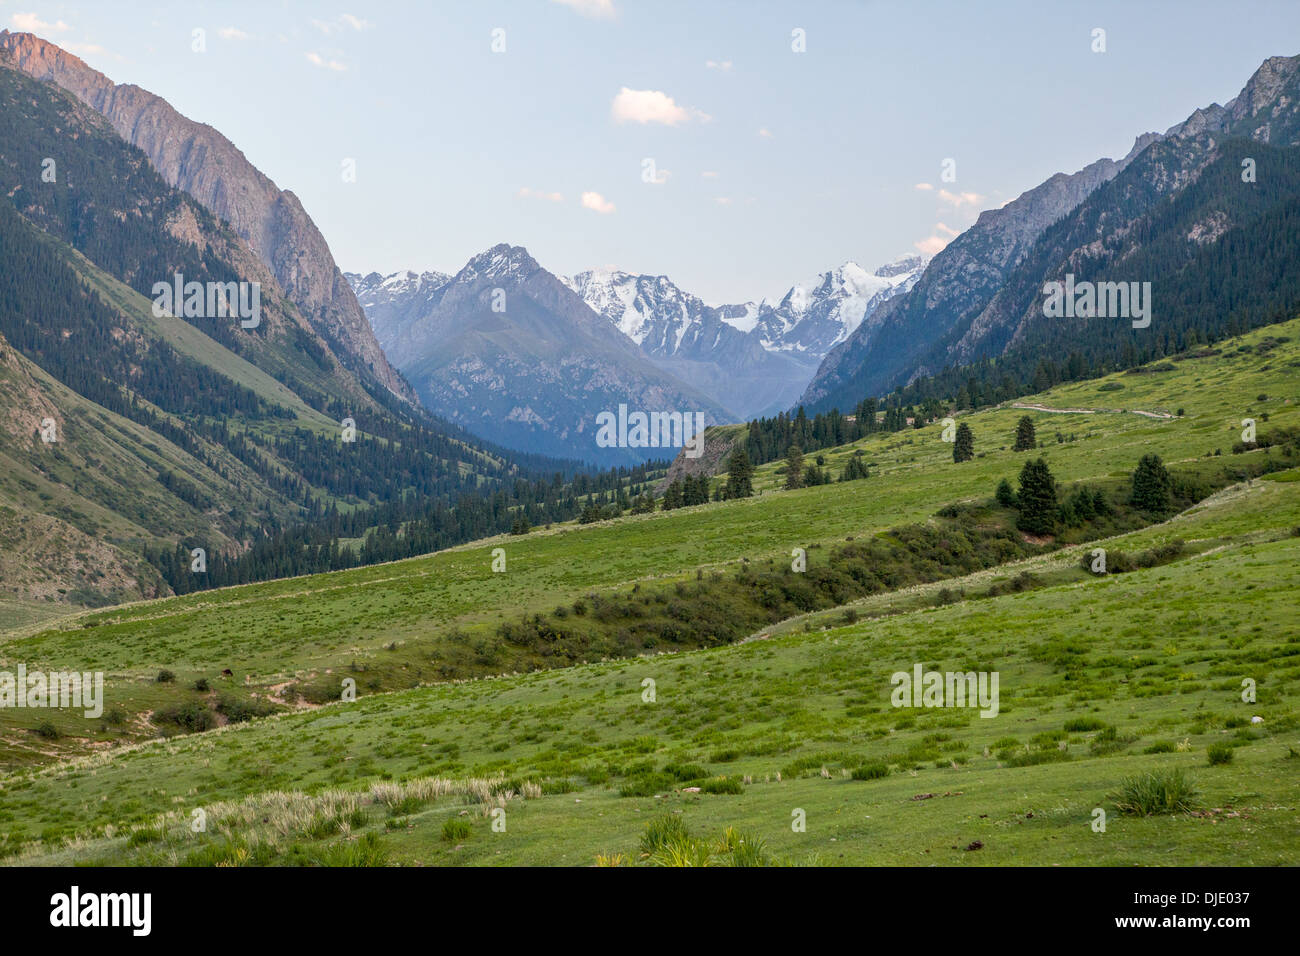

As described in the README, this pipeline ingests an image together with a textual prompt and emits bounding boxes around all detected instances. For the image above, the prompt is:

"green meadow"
[1,318,1298,864]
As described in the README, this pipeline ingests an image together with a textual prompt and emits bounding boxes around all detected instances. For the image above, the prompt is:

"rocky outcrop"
[0,29,415,404]
[656,427,739,492]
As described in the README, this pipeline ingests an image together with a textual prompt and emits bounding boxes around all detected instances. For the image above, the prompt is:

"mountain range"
[348,246,731,464]
[0,31,583,603]
[800,53,1300,413]
[350,254,925,430]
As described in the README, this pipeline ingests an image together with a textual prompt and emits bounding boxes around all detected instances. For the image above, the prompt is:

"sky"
[5,0,1300,304]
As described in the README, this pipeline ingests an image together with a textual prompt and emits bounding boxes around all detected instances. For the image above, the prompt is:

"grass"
[1,317,1298,864]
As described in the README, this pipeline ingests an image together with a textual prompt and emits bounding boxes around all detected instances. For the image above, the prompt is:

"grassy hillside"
[1,317,1297,863]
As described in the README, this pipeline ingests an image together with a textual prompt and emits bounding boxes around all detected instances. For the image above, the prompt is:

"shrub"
[1114,769,1200,815]
[159,702,216,733]
[995,478,1017,507]
[312,831,388,866]
[662,763,707,782]
[1064,717,1107,732]
[851,762,890,780]
[1207,743,1234,766]
[156,669,176,683]
[193,677,210,692]
[34,720,59,739]
[640,814,689,855]
[441,818,472,842]
[701,776,743,795]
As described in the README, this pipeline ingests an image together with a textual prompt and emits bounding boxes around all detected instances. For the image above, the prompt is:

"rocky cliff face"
[0,30,415,404]
[800,53,1300,414]
[800,150,1140,411]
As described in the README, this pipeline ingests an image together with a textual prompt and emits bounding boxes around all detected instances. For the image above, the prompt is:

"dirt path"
[1010,402,1174,420]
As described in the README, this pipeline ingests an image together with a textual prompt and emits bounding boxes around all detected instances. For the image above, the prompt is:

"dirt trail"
[1010,402,1174,420]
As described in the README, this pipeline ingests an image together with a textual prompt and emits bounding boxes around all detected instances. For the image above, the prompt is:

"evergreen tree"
[840,451,869,481]
[726,446,754,498]
[1013,415,1037,451]
[1016,457,1058,535]
[995,477,1016,507]
[1131,453,1172,514]
[953,422,974,462]
[784,445,804,490]
[661,480,685,511]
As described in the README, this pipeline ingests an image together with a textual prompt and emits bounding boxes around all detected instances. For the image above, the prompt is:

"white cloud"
[701,170,719,179]
[581,191,616,214]
[757,127,773,138]
[552,0,617,18]
[312,14,370,34]
[517,187,565,202]
[714,197,733,206]
[218,27,250,40]
[611,87,708,126]
[937,188,984,210]
[705,59,732,72]
[11,12,71,33]
[914,182,934,191]
[305,51,347,71]
[915,222,960,256]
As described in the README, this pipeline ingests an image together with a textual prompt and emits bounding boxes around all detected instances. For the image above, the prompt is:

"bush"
[662,763,707,782]
[1114,769,1200,815]
[1207,742,1235,766]
[312,831,388,866]
[34,720,59,739]
[156,669,176,683]
[851,762,890,780]
[159,702,217,733]
[701,776,743,795]
[441,818,472,842]
[995,478,1017,507]
[640,814,689,855]
[1063,717,1106,732]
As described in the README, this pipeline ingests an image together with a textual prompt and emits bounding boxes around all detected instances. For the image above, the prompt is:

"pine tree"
[1131,453,1172,514]
[953,422,974,462]
[1013,415,1037,451]
[726,445,754,498]
[1016,457,1057,535]
[784,445,804,490]
[995,477,1016,507]
[840,451,869,481]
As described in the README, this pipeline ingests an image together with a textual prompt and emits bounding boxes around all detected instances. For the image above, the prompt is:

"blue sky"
[6,1,1300,303]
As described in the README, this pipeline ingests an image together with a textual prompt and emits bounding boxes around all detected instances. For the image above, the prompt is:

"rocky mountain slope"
[0,54,557,603]
[0,29,414,405]
[353,255,923,423]
[565,256,923,417]
[801,53,1300,414]
[360,245,730,464]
